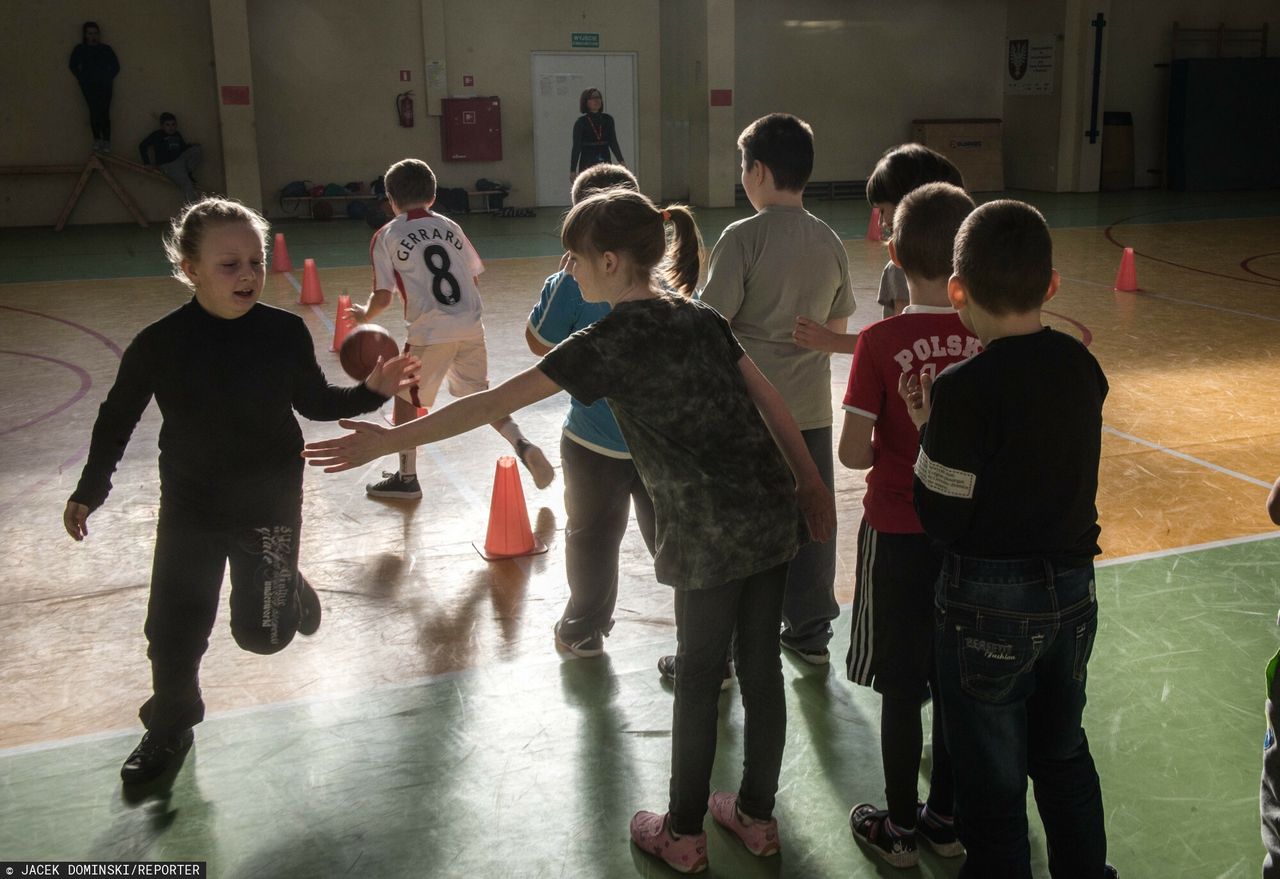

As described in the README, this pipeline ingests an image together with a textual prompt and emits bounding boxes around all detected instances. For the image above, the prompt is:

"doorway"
[531,52,637,206]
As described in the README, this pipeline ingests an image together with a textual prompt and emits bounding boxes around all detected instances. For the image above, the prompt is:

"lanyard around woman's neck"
[585,113,605,142]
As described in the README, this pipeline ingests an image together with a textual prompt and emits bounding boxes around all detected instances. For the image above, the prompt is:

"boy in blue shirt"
[526,164,655,657]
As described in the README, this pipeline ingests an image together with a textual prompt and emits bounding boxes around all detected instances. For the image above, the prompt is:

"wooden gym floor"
[1,190,1278,876]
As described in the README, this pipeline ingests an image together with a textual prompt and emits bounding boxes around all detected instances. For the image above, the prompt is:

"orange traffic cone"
[300,258,324,304]
[1113,247,1139,292]
[474,456,548,560]
[331,293,355,351]
[866,207,883,242]
[271,232,293,273]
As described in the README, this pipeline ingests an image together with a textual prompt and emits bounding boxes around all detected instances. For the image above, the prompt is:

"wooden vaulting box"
[910,119,1004,192]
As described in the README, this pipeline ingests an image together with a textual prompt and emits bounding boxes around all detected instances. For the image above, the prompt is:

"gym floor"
[1,189,1278,877]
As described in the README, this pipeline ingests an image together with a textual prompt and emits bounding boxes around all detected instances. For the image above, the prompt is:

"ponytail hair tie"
[661,209,671,222]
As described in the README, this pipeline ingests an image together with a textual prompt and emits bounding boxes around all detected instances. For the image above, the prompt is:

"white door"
[532,52,637,206]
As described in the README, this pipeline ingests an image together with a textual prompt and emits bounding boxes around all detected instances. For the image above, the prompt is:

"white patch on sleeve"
[914,448,976,499]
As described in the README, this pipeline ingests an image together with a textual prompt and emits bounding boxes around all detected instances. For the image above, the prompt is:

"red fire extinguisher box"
[441,97,502,161]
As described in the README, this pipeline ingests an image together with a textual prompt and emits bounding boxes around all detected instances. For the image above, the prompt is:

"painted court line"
[1057,273,1280,324]
[1097,530,1280,568]
[5,526,1278,760]
[1102,425,1273,490]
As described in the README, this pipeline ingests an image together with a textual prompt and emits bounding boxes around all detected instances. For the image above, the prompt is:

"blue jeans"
[934,554,1107,879]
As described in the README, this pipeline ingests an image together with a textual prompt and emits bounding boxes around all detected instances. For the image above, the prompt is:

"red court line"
[0,306,122,514]
[1104,213,1280,289]
[0,305,125,357]
[1241,252,1280,283]
[1042,310,1092,346]
[0,351,92,437]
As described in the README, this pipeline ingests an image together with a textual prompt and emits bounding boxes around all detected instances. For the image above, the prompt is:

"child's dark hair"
[159,112,176,124]
[81,21,100,40]
[570,163,639,204]
[561,190,702,296]
[953,200,1053,315]
[892,182,976,282]
[163,197,270,289]
[866,144,965,208]
[384,158,437,208]
[737,113,814,192]
[579,87,604,114]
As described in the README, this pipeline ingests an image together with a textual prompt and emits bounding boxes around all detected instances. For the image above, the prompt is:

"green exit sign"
[571,32,600,48]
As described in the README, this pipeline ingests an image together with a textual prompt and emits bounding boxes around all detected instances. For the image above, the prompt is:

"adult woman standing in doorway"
[570,88,625,181]
[68,21,120,152]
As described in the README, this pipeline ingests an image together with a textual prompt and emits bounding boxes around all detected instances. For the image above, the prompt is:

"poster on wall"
[1005,34,1056,95]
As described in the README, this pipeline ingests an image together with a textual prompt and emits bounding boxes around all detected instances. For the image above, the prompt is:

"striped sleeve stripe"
[842,404,877,422]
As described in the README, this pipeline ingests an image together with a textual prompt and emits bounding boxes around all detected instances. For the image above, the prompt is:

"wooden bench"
[0,151,173,230]
[464,190,506,213]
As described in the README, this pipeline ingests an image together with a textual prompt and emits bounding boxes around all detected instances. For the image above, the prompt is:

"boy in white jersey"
[353,158,554,498]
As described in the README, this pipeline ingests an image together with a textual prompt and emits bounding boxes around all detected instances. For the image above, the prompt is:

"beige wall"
[660,0,705,203]
[248,0,662,216]
[5,0,1275,228]
[1105,0,1276,188]
[1004,0,1067,190]
[0,1,222,227]
[732,0,1007,183]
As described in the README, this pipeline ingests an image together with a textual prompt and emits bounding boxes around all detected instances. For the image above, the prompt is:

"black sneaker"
[553,620,604,658]
[780,636,830,665]
[916,802,964,857]
[850,803,918,868]
[120,728,194,785]
[366,471,422,499]
[297,576,322,637]
[656,654,734,691]
[1104,866,1119,878]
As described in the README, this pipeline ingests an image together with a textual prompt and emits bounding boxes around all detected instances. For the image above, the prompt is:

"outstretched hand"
[364,353,420,398]
[63,500,90,541]
[303,419,393,472]
[897,370,934,429]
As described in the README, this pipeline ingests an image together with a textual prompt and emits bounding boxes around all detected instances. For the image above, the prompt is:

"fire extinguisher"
[396,90,414,128]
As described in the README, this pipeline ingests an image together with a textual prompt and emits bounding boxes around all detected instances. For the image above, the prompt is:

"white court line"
[1058,272,1280,324]
[6,526,1279,759]
[284,271,486,515]
[1096,529,1280,568]
[1102,425,1274,489]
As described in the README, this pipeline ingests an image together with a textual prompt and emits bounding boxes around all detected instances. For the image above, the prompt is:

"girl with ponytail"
[303,188,835,873]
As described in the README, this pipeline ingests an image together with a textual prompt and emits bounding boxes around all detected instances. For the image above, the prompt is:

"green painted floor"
[5,189,1280,284]
[3,537,1277,877]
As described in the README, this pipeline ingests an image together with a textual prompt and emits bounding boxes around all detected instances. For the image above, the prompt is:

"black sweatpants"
[140,510,304,737]
[80,85,112,141]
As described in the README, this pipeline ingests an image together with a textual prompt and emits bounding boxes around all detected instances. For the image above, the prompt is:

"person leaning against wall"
[68,20,120,153]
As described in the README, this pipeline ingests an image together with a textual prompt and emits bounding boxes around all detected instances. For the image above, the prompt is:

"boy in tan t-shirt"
[695,113,855,665]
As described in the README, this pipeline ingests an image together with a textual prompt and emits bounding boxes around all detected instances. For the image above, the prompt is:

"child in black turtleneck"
[64,197,417,785]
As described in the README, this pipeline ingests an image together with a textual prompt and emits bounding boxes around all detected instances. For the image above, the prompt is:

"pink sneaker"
[708,791,781,856]
[629,810,708,874]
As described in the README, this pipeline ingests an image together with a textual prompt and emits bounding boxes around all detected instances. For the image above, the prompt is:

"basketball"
[339,324,400,381]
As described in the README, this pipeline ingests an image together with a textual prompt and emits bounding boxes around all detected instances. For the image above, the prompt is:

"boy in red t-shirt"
[838,182,980,867]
